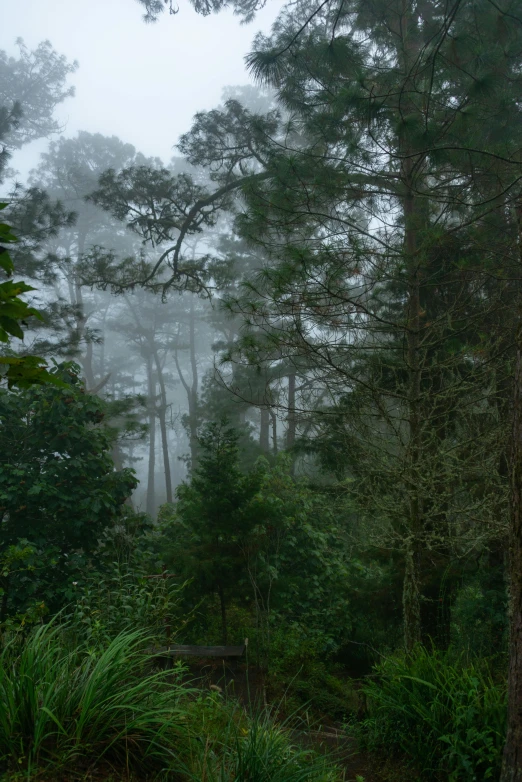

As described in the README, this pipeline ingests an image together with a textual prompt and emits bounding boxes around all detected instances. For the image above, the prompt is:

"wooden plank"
[148,644,246,658]
[142,573,178,579]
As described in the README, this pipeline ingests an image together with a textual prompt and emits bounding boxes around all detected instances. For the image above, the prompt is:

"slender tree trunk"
[286,373,296,448]
[153,349,173,503]
[188,392,198,469]
[501,205,522,782]
[270,410,278,455]
[146,354,156,517]
[83,338,95,388]
[112,441,123,470]
[260,407,270,451]
[502,331,522,782]
[75,231,96,389]
[402,183,423,652]
[218,584,228,645]
[399,3,424,653]
[403,195,423,651]
[403,544,422,653]
[174,299,199,470]
[188,297,199,468]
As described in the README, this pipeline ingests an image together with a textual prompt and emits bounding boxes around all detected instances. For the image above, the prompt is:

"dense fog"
[2,1,522,779]
[1,4,290,511]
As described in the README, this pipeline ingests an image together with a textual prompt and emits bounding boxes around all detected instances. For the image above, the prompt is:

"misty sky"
[3,0,282,181]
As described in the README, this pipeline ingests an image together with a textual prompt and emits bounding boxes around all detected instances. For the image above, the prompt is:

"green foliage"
[188,599,256,648]
[248,469,351,642]
[0,39,77,153]
[0,205,60,389]
[0,623,192,777]
[450,570,508,658]
[0,363,136,620]
[0,621,345,780]
[162,427,351,653]
[136,0,266,23]
[359,647,507,781]
[268,625,360,720]
[185,697,342,782]
[69,564,185,648]
[168,420,266,641]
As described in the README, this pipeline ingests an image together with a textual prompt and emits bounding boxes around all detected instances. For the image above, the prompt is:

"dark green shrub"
[185,698,342,781]
[268,625,359,719]
[451,580,507,658]
[359,646,506,780]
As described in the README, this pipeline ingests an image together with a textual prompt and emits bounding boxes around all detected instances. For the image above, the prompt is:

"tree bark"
[260,407,270,451]
[403,183,423,652]
[403,543,422,653]
[399,0,424,653]
[218,583,228,645]
[286,373,296,449]
[173,298,199,470]
[270,410,278,455]
[501,205,522,782]
[146,354,157,518]
[74,230,96,388]
[153,348,173,503]
[501,331,522,782]
[188,297,199,468]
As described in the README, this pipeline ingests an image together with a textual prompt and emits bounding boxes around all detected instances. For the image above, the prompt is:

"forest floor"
[0,660,411,782]
[181,658,414,782]
[289,726,396,781]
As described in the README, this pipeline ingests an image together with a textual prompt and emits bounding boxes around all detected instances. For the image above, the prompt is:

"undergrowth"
[184,693,342,781]
[0,622,191,778]
[0,623,344,781]
[356,645,506,781]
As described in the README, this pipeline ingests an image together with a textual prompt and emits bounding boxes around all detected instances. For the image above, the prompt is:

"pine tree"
[168,0,522,654]
[173,420,263,643]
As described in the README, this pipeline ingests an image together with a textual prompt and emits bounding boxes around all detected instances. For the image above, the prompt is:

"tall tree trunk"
[502,329,522,782]
[173,298,199,470]
[403,544,422,653]
[402,183,423,652]
[270,410,278,455]
[286,373,296,449]
[188,297,199,468]
[153,348,173,503]
[218,584,228,645]
[75,230,96,389]
[399,3,424,653]
[260,407,270,451]
[146,354,156,517]
[501,205,522,782]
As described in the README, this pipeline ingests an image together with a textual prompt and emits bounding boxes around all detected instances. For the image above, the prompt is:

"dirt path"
[289,726,387,782]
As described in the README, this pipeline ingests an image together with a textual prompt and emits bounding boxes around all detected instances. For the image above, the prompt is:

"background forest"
[0,0,521,779]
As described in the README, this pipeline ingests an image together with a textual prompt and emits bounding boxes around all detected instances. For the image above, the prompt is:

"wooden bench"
[148,643,246,659]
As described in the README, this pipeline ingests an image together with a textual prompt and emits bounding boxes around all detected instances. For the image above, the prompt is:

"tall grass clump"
[0,622,192,777]
[185,694,342,782]
[358,645,506,781]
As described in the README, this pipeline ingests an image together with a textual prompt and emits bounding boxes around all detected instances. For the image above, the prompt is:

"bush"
[451,580,507,658]
[0,623,191,777]
[358,646,506,781]
[185,697,342,782]
[268,625,359,719]
[0,622,344,781]
[68,560,187,647]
